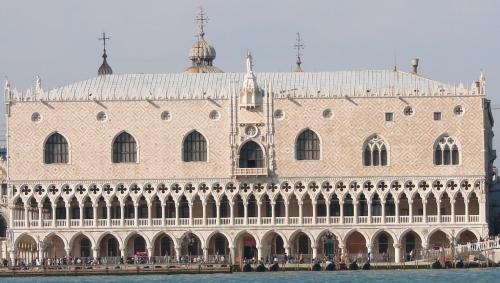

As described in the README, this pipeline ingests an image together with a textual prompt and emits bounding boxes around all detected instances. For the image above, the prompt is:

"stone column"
[189,202,194,226]
[257,245,262,262]
[230,201,234,225]
[230,246,236,265]
[298,201,303,225]
[134,203,139,227]
[367,200,372,224]
[312,200,317,224]
[243,202,248,225]
[381,201,386,224]
[92,247,98,259]
[161,202,166,226]
[38,244,44,261]
[257,201,262,225]
[479,197,486,223]
[394,243,401,263]
[79,204,84,227]
[353,200,358,224]
[437,199,442,223]
[66,204,71,227]
[271,201,276,225]
[325,200,331,224]
[175,247,181,262]
[106,204,111,226]
[52,205,57,227]
[9,250,15,266]
[451,200,456,223]
[422,199,427,223]
[93,204,98,227]
[38,204,43,227]
[148,202,153,226]
[312,245,317,260]
[395,199,400,223]
[24,204,30,228]
[203,247,208,262]
[120,248,125,259]
[147,246,153,263]
[465,199,470,222]
[65,247,71,258]
[175,201,179,226]
[339,201,344,224]
[9,205,14,228]
[216,202,221,226]
[202,200,207,226]
[284,200,289,225]
[120,202,125,226]
[408,200,413,223]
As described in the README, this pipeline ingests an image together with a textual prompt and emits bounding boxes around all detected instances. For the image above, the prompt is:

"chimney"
[411,58,419,74]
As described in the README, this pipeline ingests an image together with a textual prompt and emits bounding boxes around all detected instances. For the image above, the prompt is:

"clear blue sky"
[1,0,499,164]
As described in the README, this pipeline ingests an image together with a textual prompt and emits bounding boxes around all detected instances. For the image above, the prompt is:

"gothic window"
[296,129,320,160]
[112,132,137,163]
[183,131,207,162]
[434,135,460,165]
[363,134,388,166]
[44,132,69,164]
[239,141,264,168]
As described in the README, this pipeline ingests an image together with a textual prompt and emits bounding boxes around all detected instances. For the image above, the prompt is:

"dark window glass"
[183,131,207,162]
[112,132,137,163]
[296,129,320,160]
[44,133,69,164]
[239,141,264,168]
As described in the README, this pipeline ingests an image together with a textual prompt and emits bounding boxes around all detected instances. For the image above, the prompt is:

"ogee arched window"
[363,134,388,166]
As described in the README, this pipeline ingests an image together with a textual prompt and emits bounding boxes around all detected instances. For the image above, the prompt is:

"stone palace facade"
[0,14,495,265]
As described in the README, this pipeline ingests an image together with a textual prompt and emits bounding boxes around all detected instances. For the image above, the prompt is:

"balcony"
[233,167,268,177]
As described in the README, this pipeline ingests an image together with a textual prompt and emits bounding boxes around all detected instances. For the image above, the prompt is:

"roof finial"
[246,51,254,74]
[293,32,304,72]
[35,75,42,94]
[98,32,113,75]
[195,6,209,39]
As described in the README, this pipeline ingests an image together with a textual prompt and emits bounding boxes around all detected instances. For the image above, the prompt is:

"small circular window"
[454,105,464,116]
[245,125,258,137]
[31,112,41,123]
[403,106,414,116]
[96,111,107,122]
[274,109,284,120]
[209,110,220,120]
[322,109,333,119]
[161,111,171,121]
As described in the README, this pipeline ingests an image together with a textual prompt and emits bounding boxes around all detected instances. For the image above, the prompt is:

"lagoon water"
[2,269,500,283]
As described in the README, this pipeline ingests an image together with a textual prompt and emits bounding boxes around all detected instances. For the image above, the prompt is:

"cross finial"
[98,32,110,52]
[294,32,304,59]
[195,6,209,38]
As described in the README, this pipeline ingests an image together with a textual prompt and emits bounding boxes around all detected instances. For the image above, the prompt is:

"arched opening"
[151,195,162,219]
[165,195,176,219]
[289,194,299,218]
[302,193,313,217]
[385,193,395,216]
[138,196,148,219]
[260,194,272,218]
[440,192,451,216]
[207,233,229,263]
[125,234,146,258]
[192,195,203,219]
[371,193,382,216]
[373,232,394,262]
[124,196,134,220]
[239,141,264,168]
[82,197,93,220]
[15,234,38,264]
[358,193,368,216]
[345,231,367,260]
[112,131,137,163]
[295,129,320,160]
[153,233,175,260]
[99,234,120,258]
[316,193,327,217]
[274,194,285,218]
[427,193,438,216]
[96,197,107,221]
[72,234,92,258]
[180,233,202,262]
[399,193,409,217]
[428,230,450,249]
[110,196,121,220]
[183,131,207,162]
[290,232,311,262]
[261,231,286,261]
[329,194,340,216]
[401,231,423,261]
[44,132,69,164]
[0,215,6,237]
[206,194,216,219]
[455,192,466,216]
[220,195,230,218]
[247,194,257,218]
[317,231,339,259]
[233,194,244,218]
[44,234,66,259]
[179,195,189,218]
[55,197,66,220]
[343,194,354,217]
[468,192,480,215]
[235,232,257,263]
[412,193,423,216]
[457,230,477,245]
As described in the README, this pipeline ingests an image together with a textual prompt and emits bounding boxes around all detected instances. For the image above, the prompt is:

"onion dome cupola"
[293,32,304,72]
[184,7,223,73]
[98,32,113,76]
[240,52,262,109]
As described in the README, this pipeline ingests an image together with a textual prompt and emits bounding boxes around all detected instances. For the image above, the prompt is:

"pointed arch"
[183,130,207,162]
[295,128,320,160]
[362,134,388,166]
[112,131,137,163]
[44,132,69,164]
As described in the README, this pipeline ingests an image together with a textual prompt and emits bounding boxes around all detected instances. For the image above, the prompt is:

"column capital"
[393,243,401,249]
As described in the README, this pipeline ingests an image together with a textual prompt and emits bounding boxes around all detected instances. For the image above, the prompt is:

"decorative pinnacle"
[294,32,304,59]
[195,6,209,38]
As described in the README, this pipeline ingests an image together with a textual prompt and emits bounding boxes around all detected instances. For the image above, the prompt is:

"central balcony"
[233,167,268,176]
